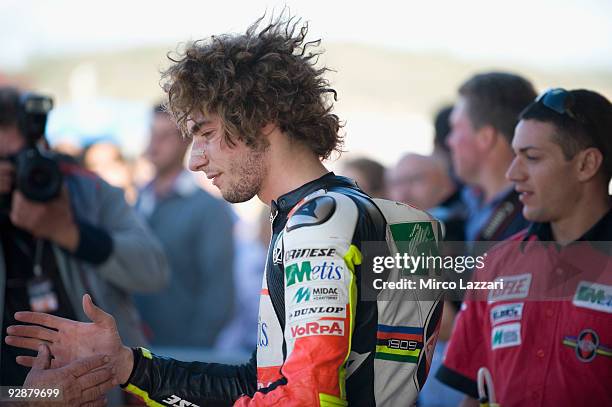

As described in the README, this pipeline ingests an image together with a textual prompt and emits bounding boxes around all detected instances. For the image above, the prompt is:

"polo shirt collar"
[524,207,612,243]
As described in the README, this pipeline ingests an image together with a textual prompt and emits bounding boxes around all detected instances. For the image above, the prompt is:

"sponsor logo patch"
[286,196,336,232]
[490,303,524,326]
[563,329,612,362]
[374,325,424,363]
[572,281,612,314]
[162,395,200,407]
[288,305,345,321]
[491,323,521,349]
[346,351,371,378]
[291,286,343,304]
[290,320,345,339]
[273,247,283,265]
[285,261,344,287]
[257,318,269,348]
[488,273,531,302]
[272,232,284,265]
[284,247,336,262]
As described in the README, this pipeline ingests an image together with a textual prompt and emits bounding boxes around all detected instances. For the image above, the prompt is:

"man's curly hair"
[161,15,343,159]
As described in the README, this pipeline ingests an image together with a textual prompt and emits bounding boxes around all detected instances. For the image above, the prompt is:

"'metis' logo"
[290,320,344,338]
[162,395,200,407]
[292,286,341,304]
[285,261,343,287]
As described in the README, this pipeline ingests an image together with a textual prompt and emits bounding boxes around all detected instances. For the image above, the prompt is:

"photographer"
[0,86,169,388]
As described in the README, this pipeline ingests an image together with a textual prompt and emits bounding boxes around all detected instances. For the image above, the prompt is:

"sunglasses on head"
[535,88,581,121]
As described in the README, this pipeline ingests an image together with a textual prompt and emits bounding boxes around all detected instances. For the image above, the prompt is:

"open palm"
[5,294,125,370]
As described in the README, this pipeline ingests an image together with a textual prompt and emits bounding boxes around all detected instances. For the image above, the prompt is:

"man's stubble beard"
[221,147,268,204]
[454,156,480,187]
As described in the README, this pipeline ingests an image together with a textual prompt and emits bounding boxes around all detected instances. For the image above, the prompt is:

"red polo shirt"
[436,210,612,407]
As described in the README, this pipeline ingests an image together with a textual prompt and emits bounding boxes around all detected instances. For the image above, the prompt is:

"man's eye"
[525,155,539,161]
[202,131,215,140]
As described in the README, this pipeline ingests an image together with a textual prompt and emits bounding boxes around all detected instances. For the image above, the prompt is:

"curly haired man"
[7,15,443,406]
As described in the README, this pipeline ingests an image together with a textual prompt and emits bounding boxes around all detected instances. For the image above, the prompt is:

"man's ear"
[474,125,498,152]
[575,147,604,182]
[261,123,276,137]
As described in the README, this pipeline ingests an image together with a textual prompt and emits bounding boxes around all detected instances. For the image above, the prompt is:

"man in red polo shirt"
[436,88,612,406]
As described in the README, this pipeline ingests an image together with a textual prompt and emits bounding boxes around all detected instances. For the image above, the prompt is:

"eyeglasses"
[535,88,580,121]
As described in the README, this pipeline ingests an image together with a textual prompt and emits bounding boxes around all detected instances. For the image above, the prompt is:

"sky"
[2,0,611,213]
[1,0,612,72]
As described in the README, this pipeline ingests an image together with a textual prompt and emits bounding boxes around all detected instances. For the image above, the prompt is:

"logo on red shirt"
[488,273,531,302]
[563,329,612,362]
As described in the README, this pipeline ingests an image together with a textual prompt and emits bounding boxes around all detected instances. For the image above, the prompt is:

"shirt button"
[536,349,545,358]
[545,309,554,317]
[555,267,564,275]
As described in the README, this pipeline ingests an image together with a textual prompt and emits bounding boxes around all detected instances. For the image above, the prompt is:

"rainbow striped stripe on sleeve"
[375,325,424,363]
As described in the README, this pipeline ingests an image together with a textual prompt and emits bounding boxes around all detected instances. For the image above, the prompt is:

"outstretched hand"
[23,343,115,407]
[5,294,134,385]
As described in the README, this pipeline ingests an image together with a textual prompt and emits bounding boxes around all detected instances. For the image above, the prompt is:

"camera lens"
[15,148,63,202]
[29,167,52,187]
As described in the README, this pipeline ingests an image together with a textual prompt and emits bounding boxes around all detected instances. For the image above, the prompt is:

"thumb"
[33,344,51,370]
[83,294,113,328]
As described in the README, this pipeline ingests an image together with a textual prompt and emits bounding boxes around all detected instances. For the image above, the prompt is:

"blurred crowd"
[1,68,611,406]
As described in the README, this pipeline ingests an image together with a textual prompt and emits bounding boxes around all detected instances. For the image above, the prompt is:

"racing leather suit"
[123,173,443,406]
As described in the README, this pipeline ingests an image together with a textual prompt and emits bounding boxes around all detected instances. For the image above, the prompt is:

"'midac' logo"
[285,261,343,287]
[292,286,341,304]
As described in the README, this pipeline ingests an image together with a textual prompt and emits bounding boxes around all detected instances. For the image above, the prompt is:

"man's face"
[187,113,268,203]
[147,114,188,173]
[387,155,440,209]
[506,119,580,223]
[447,97,481,184]
[0,125,25,158]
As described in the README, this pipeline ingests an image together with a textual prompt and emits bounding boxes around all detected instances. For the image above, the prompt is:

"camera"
[0,92,63,213]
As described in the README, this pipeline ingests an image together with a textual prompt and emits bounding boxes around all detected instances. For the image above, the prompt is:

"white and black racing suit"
[122,172,443,406]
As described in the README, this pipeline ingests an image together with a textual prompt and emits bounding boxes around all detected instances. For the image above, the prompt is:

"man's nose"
[505,157,522,182]
[446,131,457,150]
[189,145,208,172]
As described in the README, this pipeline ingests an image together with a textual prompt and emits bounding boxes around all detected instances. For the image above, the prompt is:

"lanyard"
[13,233,45,278]
[33,239,44,277]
